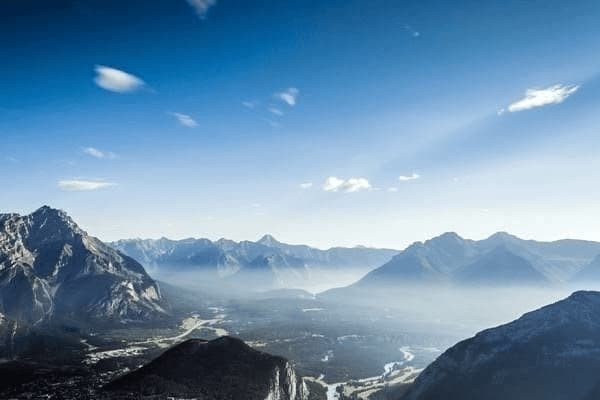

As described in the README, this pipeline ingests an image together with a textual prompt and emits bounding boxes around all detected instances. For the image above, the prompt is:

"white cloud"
[399,173,420,182]
[300,182,313,189]
[387,187,399,192]
[186,0,217,18]
[83,147,116,159]
[276,87,299,106]
[268,106,284,116]
[506,84,579,113]
[94,65,145,93]
[170,112,198,127]
[323,176,371,193]
[242,101,256,109]
[58,179,116,191]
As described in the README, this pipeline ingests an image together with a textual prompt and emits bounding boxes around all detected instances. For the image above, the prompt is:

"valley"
[2,207,600,399]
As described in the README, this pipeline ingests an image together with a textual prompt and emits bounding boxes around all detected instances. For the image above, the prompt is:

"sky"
[2,0,600,249]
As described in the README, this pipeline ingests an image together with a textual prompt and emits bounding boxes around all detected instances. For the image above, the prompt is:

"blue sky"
[2,0,600,248]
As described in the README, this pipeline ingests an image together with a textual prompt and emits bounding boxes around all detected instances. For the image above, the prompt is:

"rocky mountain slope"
[0,206,167,327]
[104,336,309,400]
[402,291,600,400]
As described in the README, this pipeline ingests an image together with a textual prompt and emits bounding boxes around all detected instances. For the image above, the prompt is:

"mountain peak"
[33,205,61,214]
[0,205,167,325]
[486,231,519,242]
[258,234,280,246]
[427,231,464,244]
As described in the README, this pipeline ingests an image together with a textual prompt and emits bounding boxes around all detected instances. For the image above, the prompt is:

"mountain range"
[0,206,168,329]
[403,291,600,400]
[110,235,398,290]
[350,231,600,289]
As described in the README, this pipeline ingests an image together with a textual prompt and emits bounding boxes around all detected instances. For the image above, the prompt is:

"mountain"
[453,246,549,286]
[403,291,600,400]
[0,206,167,327]
[350,232,600,289]
[110,235,398,289]
[572,255,600,283]
[104,336,309,400]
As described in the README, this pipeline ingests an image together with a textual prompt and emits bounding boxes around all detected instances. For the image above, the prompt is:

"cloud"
[242,101,257,109]
[263,119,281,128]
[405,25,420,37]
[57,179,116,191]
[94,65,145,93]
[83,147,116,159]
[398,173,420,182]
[299,182,313,189]
[268,106,284,116]
[186,0,217,18]
[323,176,371,193]
[505,84,579,113]
[387,187,399,192]
[276,88,299,106]
[170,112,198,127]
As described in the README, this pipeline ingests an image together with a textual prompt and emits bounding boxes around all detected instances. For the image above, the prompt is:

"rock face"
[403,291,600,400]
[353,232,600,288]
[111,235,398,289]
[0,206,167,326]
[105,337,309,400]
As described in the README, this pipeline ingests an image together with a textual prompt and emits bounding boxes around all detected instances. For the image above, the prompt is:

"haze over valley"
[2,206,600,399]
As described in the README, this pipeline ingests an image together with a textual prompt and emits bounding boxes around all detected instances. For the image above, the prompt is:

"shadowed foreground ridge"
[105,336,308,400]
[403,291,600,400]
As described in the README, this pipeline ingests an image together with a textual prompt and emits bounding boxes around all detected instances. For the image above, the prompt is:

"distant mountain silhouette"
[454,246,549,286]
[572,255,600,283]
[349,232,600,289]
[111,235,398,289]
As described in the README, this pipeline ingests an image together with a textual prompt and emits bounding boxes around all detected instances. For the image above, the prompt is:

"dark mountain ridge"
[104,336,309,400]
[403,291,600,400]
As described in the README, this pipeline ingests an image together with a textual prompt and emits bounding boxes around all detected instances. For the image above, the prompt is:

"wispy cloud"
[186,0,217,19]
[276,88,299,106]
[268,106,284,116]
[83,147,116,159]
[299,182,313,189]
[94,65,145,93]
[405,25,420,37]
[399,173,420,182]
[387,187,399,192]
[57,179,116,191]
[170,112,198,127]
[502,84,579,113]
[323,176,371,193]
[263,118,281,128]
[242,101,257,109]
